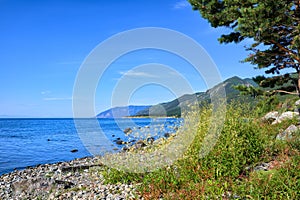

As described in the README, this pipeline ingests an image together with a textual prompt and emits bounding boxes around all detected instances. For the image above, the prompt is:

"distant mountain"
[96,76,258,118]
[96,105,151,118]
[135,76,258,117]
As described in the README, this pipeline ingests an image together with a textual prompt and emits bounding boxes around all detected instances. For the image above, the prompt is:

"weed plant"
[103,102,300,199]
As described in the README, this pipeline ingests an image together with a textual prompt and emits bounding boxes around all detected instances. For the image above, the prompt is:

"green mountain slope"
[135,76,258,117]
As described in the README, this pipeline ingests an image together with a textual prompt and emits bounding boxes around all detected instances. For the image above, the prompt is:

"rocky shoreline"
[0,156,141,200]
[0,125,178,200]
[2,101,299,200]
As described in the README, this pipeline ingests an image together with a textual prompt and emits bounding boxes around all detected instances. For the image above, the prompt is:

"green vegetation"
[102,1,299,198]
[102,100,300,199]
[190,0,300,95]
[136,76,259,117]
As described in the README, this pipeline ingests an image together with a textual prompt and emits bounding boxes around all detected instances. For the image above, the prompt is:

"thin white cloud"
[41,90,51,95]
[43,97,72,101]
[173,0,190,10]
[119,71,159,78]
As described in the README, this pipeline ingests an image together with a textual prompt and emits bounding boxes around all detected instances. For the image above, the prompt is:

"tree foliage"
[189,0,300,95]
[233,84,264,98]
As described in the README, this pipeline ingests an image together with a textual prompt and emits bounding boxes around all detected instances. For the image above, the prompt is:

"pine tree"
[190,0,300,96]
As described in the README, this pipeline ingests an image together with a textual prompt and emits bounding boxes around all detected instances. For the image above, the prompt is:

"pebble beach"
[0,156,141,200]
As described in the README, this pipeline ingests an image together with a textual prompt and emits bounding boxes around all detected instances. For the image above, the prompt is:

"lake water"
[0,118,181,175]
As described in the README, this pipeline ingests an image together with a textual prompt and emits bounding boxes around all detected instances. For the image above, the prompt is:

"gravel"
[0,156,141,199]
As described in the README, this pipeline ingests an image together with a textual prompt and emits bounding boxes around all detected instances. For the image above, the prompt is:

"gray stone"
[263,111,279,122]
[253,162,270,171]
[70,149,78,153]
[272,111,299,124]
[0,156,140,199]
[294,99,300,113]
[133,140,146,149]
[276,124,299,140]
[164,133,171,138]
[295,99,300,106]
[123,127,132,134]
[115,139,124,145]
[146,137,155,144]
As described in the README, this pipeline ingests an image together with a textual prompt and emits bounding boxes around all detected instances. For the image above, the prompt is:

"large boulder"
[263,111,279,123]
[272,111,299,124]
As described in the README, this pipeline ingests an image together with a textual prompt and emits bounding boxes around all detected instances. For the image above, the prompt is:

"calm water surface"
[0,118,180,175]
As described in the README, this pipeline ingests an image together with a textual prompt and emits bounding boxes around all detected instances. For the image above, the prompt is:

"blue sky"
[0,0,265,118]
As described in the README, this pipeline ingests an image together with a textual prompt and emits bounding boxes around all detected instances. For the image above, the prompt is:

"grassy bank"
[103,101,300,199]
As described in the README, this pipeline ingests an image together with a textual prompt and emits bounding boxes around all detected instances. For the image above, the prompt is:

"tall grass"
[103,102,300,199]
